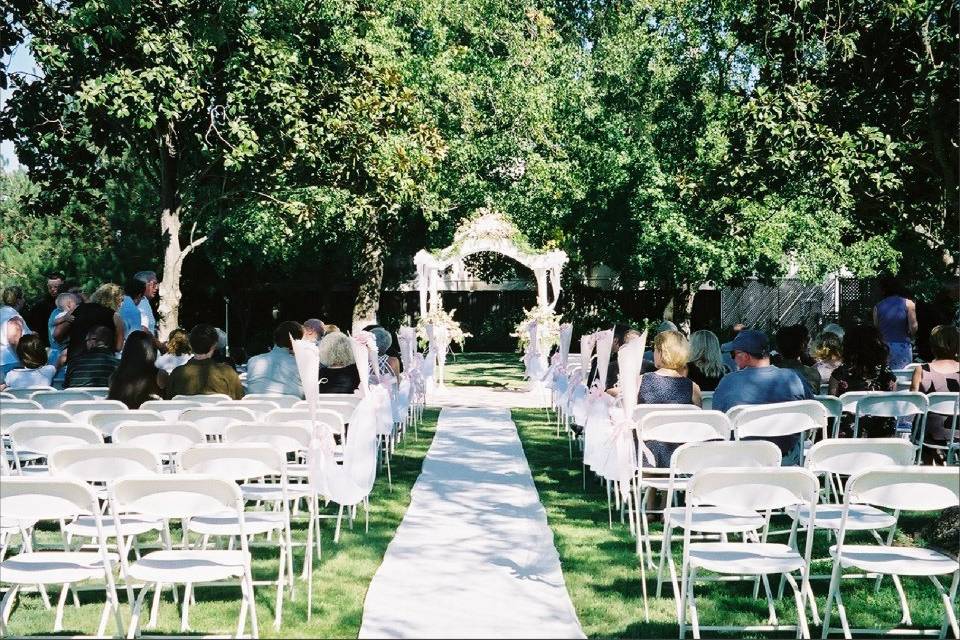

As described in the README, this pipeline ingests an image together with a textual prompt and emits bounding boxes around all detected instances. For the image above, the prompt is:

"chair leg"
[821,559,842,639]
[273,542,285,631]
[933,571,959,639]
[54,582,70,632]
[890,574,913,625]
[245,569,260,638]
[181,582,192,632]
[785,573,810,639]
[334,505,344,543]
[127,585,151,639]
[0,584,19,631]
[148,582,162,629]
[688,566,701,639]
[760,574,779,625]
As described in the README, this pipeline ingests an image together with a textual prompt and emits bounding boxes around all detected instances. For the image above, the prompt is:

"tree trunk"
[155,123,206,341]
[662,282,698,335]
[352,208,384,335]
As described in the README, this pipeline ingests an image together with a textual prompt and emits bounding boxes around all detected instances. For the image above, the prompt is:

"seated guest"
[829,325,897,437]
[813,330,843,383]
[720,323,745,373]
[822,322,845,340]
[775,324,822,394]
[712,330,813,465]
[4,334,56,388]
[1,286,32,382]
[48,292,80,357]
[686,330,727,391]
[605,329,645,398]
[318,332,361,394]
[364,325,401,379]
[156,328,193,373]
[55,283,125,360]
[643,320,678,365]
[246,321,305,397]
[118,278,148,340]
[323,324,340,335]
[108,330,165,409]
[911,325,959,462]
[166,324,244,399]
[64,326,120,388]
[638,330,702,467]
[303,318,325,345]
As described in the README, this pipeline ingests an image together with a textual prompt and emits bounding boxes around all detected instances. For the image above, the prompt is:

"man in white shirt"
[245,321,305,398]
[134,270,159,336]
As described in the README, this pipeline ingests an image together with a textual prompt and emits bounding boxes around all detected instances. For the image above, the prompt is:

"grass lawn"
[513,408,949,639]
[3,409,439,638]
[443,351,527,390]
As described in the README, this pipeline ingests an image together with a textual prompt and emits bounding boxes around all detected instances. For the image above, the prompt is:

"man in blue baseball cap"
[712,328,813,465]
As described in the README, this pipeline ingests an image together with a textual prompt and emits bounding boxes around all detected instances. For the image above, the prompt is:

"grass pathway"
[4,409,439,638]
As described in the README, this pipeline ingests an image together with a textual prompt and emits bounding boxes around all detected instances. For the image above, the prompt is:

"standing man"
[25,272,64,346]
[134,271,159,338]
[118,278,148,340]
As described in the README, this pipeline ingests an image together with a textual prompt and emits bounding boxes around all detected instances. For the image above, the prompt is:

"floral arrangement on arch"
[512,305,561,353]
[416,307,472,350]
[432,208,536,261]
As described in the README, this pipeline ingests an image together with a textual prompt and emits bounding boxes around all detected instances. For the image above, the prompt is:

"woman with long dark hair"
[829,324,896,437]
[108,330,165,409]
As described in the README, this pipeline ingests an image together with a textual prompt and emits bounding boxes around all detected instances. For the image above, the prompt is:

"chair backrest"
[845,466,959,513]
[0,391,14,400]
[59,400,128,420]
[265,408,343,436]
[224,422,311,454]
[179,406,257,437]
[891,368,915,390]
[50,445,162,482]
[926,392,960,417]
[30,389,95,409]
[5,387,54,399]
[172,393,232,404]
[0,398,42,412]
[700,391,714,411]
[0,409,73,433]
[838,391,886,414]
[814,395,843,422]
[317,393,362,407]
[243,393,302,409]
[294,400,356,423]
[215,399,280,418]
[631,404,700,423]
[687,467,819,513]
[87,410,165,437]
[731,400,827,440]
[179,444,284,481]
[112,421,205,455]
[65,386,109,399]
[111,474,244,520]
[139,400,203,422]
[855,392,928,419]
[1,476,100,522]
[805,438,915,476]
[671,440,782,475]
[9,421,104,457]
[638,410,731,444]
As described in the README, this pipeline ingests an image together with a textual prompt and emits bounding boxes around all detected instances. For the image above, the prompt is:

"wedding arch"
[413,210,568,317]
[413,210,567,388]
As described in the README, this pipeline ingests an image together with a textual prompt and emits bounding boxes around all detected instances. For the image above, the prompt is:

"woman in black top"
[55,283,125,361]
[686,330,728,391]
[108,330,165,408]
[317,331,361,394]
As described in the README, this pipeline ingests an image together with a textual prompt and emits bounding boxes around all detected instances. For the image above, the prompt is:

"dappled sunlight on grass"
[444,352,526,389]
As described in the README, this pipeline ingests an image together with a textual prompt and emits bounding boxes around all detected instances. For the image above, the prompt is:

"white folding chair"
[179,406,257,440]
[700,391,714,411]
[1,409,73,434]
[87,409,165,438]
[815,395,843,438]
[4,387,54,399]
[0,477,123,636]
[172,393,233,404]
[891,368,916,391]
[838,391,886,417]
[634,410,730,569]
[822,466,960,638]
[916,392,959,464]
[8,422,103,474]
[64,386,109,399]
[656,440,782,610]
[853,392,928,439]
[139,399,202,422]
[294,400,356,427]
[216,399,280,419]
[679,467,820,639]
[110,475,259,638]
[266,408,344,436]
[58,400,128,425]
[731,400,828,466]
[0,391,14,400]
[112,421,205,470]
[782,439,916,621]
[30,390,95,410]
[48,446,164,557]
[179,444,294,631]
[313,393,361,407]
[242,393,301,409]
[0,399,42,412]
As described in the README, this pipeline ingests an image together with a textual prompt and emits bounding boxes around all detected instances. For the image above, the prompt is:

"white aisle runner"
[359,407,585,639]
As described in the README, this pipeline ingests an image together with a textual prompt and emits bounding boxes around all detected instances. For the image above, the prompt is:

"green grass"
[444,351,527,390]
[513,408,949,639]
[3,409,439,638]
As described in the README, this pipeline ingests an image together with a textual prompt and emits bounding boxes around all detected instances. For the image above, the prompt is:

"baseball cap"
[726,330,769,357]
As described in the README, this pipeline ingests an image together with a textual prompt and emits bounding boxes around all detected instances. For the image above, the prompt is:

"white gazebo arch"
[414,211,568,317]
[414,211,567,389]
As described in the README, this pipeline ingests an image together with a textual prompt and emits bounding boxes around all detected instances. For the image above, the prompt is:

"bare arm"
[52,315,72,342]
[906,299,918,337]
[113,314,125,353]
[828,376,840,396]
[910,365,922,392]
[692,382,702,408]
